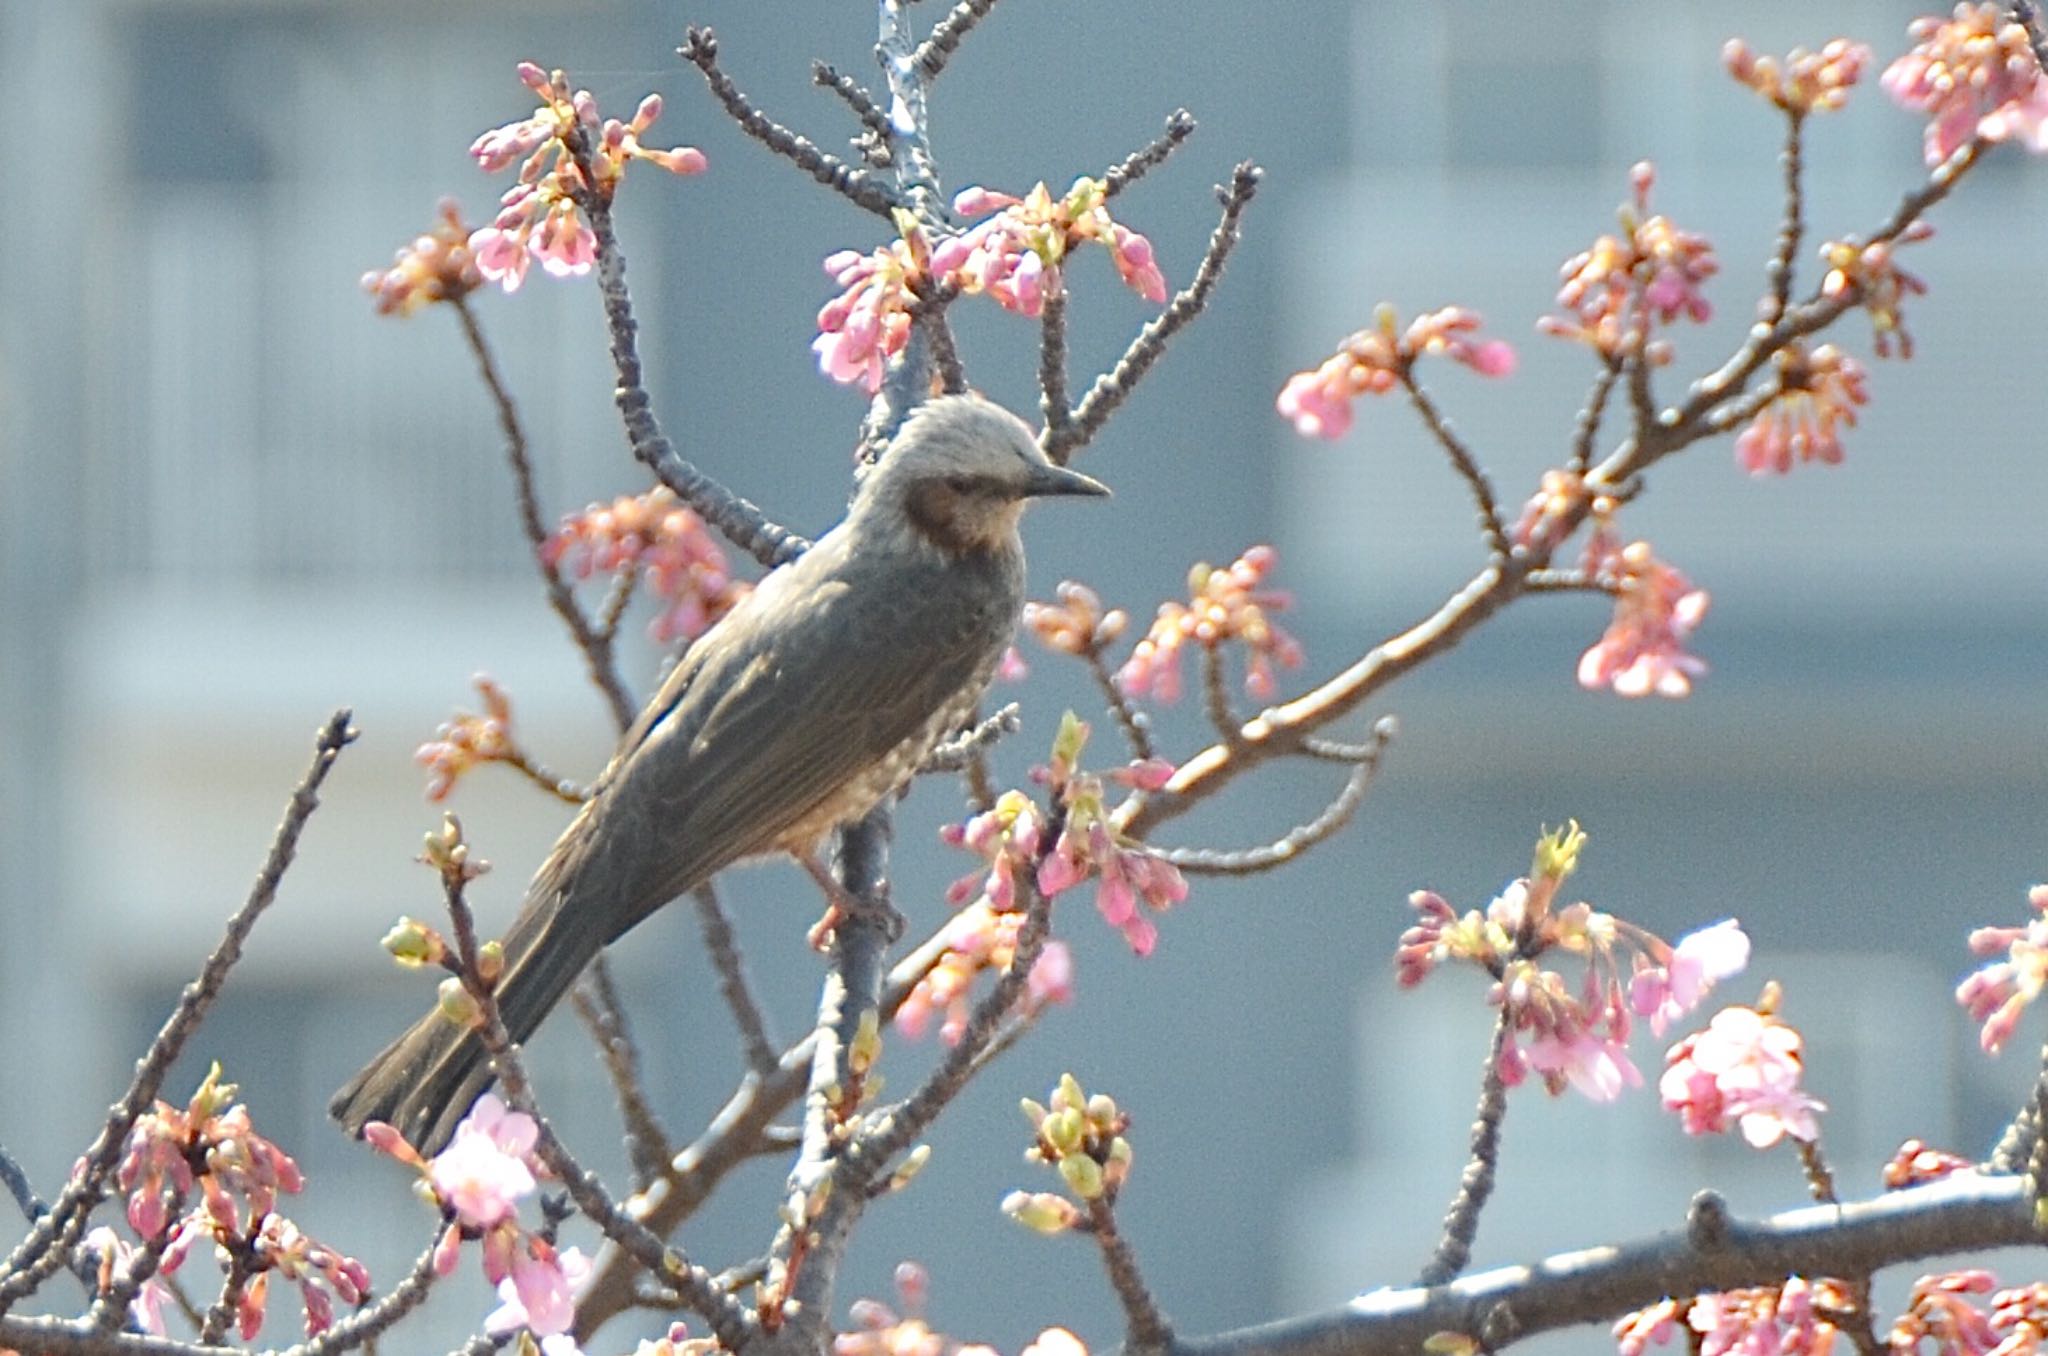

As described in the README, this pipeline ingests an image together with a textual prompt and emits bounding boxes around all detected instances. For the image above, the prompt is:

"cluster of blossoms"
[1660,985,1826,1148]
[1956,882,2048,1051]
[895,899,1075,1045]
[102,1064,368,1339]
[415,675,519,802]
[835,1263,1088,1356]
[1616,1279,1856,1356]
[1539,161,1718,360]
[1735,343,1870,475]
[812,178,1165,393]
[1819,225,1932,359]
[1275,305,1516,440]
[1002,1073,1133,1234]
[1577,538,1711,699]
[1115,545,1304,704]
[544,487,751,645]
[813,216,934,393]
[1399,824,1751,1101]
[361,199,484,316]
[1022,581,1128,658]
[941,714,1186,955]
[934,178,1167,315]
[1883,3,2048,164]
[366,1095,590,1352]
[1723,38,1872,115]
[467,63,706,294]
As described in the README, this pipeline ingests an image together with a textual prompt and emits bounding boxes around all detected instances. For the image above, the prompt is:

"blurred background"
[3,1,2046,1351]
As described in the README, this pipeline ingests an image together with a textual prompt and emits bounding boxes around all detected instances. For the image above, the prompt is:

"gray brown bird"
[331,394,1107,1152]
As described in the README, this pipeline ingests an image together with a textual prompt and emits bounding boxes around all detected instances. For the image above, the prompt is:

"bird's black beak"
[1021,462,1111,499]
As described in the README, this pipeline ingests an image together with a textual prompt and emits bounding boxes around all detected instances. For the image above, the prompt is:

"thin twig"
[560,118,811,572]
[1052,163,1263,465]
[1200,645,1243,748]
[197,1244,256,1345]
[1087,1197,1173,1351]
[921,704,1022,774]
[0,711,356,1314]
[680,28,904,219]
[2013,2,2048,76]
[1522,569,1604,593]
[451,295,635,732]
[436,843,754,1350]
[1761,112,1807,326]
[570,957,676,1191]
[914,0,1002,81]
[284,1227,451,1356]
[1039,284,1073,447]
[1399,370,1507,558]
[1084,648,1156,762]
[0,1146,40,1228]
[693,884,780,1076]
[1152,720,1391,875]
[812,61,891,139]
[91,1190,180,1333]
[505,747,590,804]
[1104,110,1198,200]
[1418,1009,1513,1286]
[1567,359,1622,477]
[910,280,968,394]
[595,567,639,642]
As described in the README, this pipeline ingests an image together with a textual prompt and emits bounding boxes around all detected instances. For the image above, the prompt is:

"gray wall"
[2,3,2043,1352]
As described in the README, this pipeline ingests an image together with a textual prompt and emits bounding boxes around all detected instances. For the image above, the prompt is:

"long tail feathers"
[329,835,607,1154]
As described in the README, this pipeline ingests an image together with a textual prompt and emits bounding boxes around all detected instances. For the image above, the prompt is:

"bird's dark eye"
[944,474,976,495]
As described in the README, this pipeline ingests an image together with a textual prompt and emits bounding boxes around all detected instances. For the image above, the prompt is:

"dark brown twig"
[451,296,636,732]
[914,0,1003,81]
[1088,1197,1173,1351]
[504,746,590,805]
[570,957,676,1191]
[1399,371,1507,559]
[1418,1009,1513,1286]
[812,61,890,140]
[1151,719,1391,875]
[1039,284,1074,447]
[1761,112,1807,326]
[693,884,779,1077]
[1051,163,1263,466]
[0,711,356,1314]
[560,119,811,572]
[288,1227,452,1356]
[1104,109,1198,200]
[1567,359,1622,477]
[921,703,1023,774]
[680,29,904,219]
[1083,648,1156,763]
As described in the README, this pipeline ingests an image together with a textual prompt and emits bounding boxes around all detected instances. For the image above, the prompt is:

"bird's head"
[856,394,1110,558]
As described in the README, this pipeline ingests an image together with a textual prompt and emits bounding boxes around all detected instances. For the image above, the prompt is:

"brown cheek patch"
[906,482,980,557]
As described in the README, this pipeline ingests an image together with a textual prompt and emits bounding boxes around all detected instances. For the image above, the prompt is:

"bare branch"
[1400,372,1506,559]
[694,883,780,1077]
[921,704,1023,774]
[1104,109,1198,200]
[451,296,635,732]
[559,120,811,572]
[503,747,591,805]
[1151,719,1391,876]
[0,711,357,1312]
[812,60,891,141]
[1051,163,1263,465]
[1417,1011,1512,1286]
[1164,1176,2041,1356]
[570,957,676,1191]
[680,29,905,219]
[914,0,1003,81]
[1566,359,1621,476]
[1761,112,1807,326]
[1089,1197,1173,1352]
[1039,284,1074,447]
[287,1227,452,1356]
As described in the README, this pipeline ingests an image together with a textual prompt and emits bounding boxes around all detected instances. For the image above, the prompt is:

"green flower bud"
[1003,1190,1078,1235]
[1059,1152,1105,1200]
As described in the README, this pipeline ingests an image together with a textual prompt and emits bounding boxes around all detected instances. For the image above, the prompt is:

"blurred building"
[2,3,2043,1353]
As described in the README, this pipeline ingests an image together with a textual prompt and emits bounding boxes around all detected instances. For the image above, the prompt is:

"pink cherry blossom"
[1630,919,1751,1036]
[935,178,1167,316]
[1660,1003,1824,1147]
[1883,4,2048,165]
[1277,306,1514,440]
[487,1243,592,1340]
[1956,883,2048,1051]
[1735,344,1869,475]
[1578,541,1710,699]
[1723,38,1872,114]
[429,1094,539,1229]
[1119,545,1302,702]
[1540,162,1715,361]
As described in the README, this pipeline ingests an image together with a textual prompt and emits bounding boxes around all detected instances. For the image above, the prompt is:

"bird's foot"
[800,856,907,950]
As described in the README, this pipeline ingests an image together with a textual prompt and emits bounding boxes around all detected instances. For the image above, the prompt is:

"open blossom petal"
[1578,541,1709,699]
[1884,4,2048,164]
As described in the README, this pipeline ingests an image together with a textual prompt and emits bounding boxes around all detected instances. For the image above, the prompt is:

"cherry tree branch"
[0,711,357,1314]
